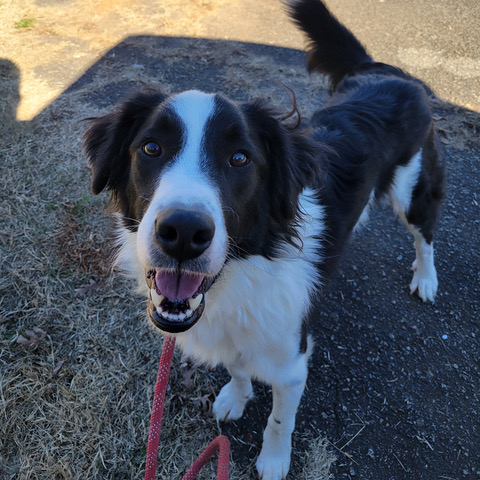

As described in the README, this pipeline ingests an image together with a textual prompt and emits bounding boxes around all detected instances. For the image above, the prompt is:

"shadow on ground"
[2,35,479,480]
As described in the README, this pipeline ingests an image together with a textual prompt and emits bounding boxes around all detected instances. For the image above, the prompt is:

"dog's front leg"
[213,362,254,422]
[256,368,307,479]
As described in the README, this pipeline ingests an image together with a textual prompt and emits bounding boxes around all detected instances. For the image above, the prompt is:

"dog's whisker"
[222,206,240,221]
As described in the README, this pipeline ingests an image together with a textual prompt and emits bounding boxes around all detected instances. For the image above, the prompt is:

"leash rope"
[144,334,230,480]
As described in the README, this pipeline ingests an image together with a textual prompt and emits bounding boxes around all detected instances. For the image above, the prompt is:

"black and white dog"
[84,0,444,478]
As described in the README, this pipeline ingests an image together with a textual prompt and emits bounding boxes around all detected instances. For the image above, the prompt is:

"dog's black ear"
[243,99,321,244]
[83,88,167,195]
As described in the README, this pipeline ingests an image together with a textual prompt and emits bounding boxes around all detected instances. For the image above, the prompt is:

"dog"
[83,1,444,478]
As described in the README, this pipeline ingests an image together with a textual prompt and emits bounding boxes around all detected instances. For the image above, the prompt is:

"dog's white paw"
[410,259,438,302]
[213,380,253,422]
[256,427,291,480]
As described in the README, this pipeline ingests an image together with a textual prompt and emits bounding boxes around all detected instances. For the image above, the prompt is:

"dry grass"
[0,4,335,478]
[0,103,334,475]
[0,89,253,478]
[301,437,336,480]
[1,0,471,476]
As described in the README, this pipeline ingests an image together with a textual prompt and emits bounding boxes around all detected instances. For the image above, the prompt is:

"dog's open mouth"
[145,269,212,333]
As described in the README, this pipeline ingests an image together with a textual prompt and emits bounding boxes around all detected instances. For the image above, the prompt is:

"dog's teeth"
[154,295,199,322]
[151,289,165,307]
[188,294,203,311]
[159,311,184,322]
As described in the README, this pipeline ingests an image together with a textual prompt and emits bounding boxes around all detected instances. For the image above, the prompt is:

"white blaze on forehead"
[157,89,217,207]
[136,90,227,273]
[171,89,216,169]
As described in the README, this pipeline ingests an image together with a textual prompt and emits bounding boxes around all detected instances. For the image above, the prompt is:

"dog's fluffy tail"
[288,0,373,89]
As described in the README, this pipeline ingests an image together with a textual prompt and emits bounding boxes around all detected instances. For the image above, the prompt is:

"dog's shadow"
[2,33,480,480]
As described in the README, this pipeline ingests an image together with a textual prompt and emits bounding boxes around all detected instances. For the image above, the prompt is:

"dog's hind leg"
[212,362,254,422]
[390,132,444,302]
[408,230,438,302]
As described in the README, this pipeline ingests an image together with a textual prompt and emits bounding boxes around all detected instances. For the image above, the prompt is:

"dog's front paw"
[213,380,253,422]
[410,259,438,302]
[256,428,291,480]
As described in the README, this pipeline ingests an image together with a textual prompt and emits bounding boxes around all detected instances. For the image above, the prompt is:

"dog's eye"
[142,141,162,157]
[229,152,250,167]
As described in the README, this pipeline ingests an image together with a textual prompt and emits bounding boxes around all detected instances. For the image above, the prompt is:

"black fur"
[288,0,372,90]
[82,4,446,475]
[240,99,322,256]
[84,89,169,231]
[84,92,324,261]
[289,0,445,277]
[84,0,445,322]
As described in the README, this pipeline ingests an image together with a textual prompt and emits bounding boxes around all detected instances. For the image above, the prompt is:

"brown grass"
[5,1,473,479]
[1,3,473,475]
[0,2,336,478]
[3,4,476,477]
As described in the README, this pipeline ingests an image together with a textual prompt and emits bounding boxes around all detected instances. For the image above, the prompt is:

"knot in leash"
[144,334,230,480]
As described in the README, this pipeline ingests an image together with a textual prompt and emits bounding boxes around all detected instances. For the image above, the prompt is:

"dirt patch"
[54,205,112,278]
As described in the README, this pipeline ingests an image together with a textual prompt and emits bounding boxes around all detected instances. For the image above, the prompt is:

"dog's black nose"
[155,207,216,262]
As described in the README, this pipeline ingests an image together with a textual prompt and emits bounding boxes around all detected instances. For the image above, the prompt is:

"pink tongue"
[155,270,204,301]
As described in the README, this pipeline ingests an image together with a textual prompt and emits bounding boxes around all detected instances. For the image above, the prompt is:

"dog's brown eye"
[142,141,162,157]
[229,152,249,167]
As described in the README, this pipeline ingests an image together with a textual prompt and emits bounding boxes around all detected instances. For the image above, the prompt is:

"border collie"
[84,0,444,478]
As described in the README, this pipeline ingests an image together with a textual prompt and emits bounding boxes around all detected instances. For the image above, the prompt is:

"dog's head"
[84,88,318,333]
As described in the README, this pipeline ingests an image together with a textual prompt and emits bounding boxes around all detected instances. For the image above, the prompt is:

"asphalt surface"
[196,0,480,112]
[21,0,480,478]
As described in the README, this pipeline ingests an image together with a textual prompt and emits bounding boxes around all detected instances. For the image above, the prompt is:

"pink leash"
[144,334,230,480]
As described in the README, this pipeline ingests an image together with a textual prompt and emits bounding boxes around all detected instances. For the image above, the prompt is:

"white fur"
[136,91,228,275]
[388,150,438,302]
[175,191,323,480]
[256,379,306,479]
[390,149,422,216]
[354,189,376,232]
[410,232,438,302]
[174,190,323,380]
[116,189,324,480]
[213,362,255,421]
